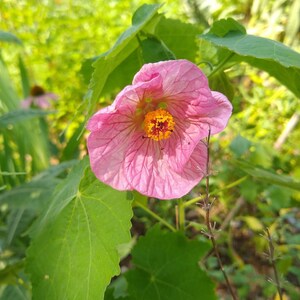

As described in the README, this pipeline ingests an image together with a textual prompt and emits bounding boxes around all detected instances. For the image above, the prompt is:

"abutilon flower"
[21,85,57,109]
[87,60,232,199]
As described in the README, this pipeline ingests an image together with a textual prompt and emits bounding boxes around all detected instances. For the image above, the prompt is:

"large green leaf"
[89,4,162,112]
[155,16,201,61]
[125,226,216,300]
[26,158,133,300]
[200,18,300,97]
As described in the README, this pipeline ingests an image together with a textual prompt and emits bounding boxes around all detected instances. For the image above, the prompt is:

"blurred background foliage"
[0,0,300,299]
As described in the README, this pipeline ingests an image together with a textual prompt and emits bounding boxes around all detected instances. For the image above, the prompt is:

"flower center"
[30,85,45,96]
[144,108,175,141]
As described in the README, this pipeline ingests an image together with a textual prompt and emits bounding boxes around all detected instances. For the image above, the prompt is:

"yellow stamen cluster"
[144,108,175,141]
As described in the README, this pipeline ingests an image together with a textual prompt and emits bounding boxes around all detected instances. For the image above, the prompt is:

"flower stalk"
[265,228,283,300]
[203,129,237,300]
[178,198,185,232]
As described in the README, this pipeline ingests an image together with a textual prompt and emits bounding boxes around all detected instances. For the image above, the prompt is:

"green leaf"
[89,4,162,111]
[60,122,85,161]
[132,190,148,207]
[0,285,30,300]
[239,216,264,232]
[5,208,35,246]
[125,226,216,300]
[236,160,300,191]
[140,36,175,63]
[208,18,246,37]
[155,17,201,61]
[201,19,300,97]
[18,56,30,98]
[104,276,129,300]
[0,30,22,45]
[0,177,59,210]
[209,71,235,100]
[26,158,133,300]
[265,186,292,210]
[100,48,141,96]
[230,135,251,157]
[0,109,54,128]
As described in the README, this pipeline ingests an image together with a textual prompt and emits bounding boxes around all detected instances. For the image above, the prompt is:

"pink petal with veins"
[87,60,232,199]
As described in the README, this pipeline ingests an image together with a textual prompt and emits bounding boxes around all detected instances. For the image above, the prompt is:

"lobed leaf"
[26,158,133,300]
[155,17,201,61]
[125,226,216,300]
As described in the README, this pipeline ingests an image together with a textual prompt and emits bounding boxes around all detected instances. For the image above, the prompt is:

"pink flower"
[87,60,232,199]
[21,85,57,109]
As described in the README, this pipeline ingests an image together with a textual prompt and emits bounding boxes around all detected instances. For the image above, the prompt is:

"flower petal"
[124,134,207,199]
[87,111,136,191]
[20,97,33,109]
[194,91,233,136]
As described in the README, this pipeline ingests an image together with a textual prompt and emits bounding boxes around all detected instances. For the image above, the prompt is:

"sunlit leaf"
[89,4,162,112]
[208,17,246,37]
[140,36,175,62]
[240,216,264,232]
[155,16,201,61]
[18,56,30,98]
[26,158,133,300]
[201,18,300,97]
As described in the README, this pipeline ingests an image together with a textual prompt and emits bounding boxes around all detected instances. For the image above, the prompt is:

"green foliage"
[0,109,54,128]
[201,18,300,97]
[236,160,300,191]
[155,16,201,60]
[1,1,300,299]
[90,4,162,110]
[88,3,202,111]
[0,58,50,186]
[208,17,246,36]
[0,30,22,45]
[26,158,133,300]
[0,284,30,300]
[125,226,216,300]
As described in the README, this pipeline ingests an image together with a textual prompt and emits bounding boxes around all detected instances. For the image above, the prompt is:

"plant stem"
[208,52,235,79]
[204,130,238,300]
[266,228,283,300]
[135,201,176,232]
[178,198,185,232]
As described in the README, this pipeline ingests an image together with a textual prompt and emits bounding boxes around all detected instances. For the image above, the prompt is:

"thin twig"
[265,228,283,300]
[178,198,185,232]
[203,128,238,300]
